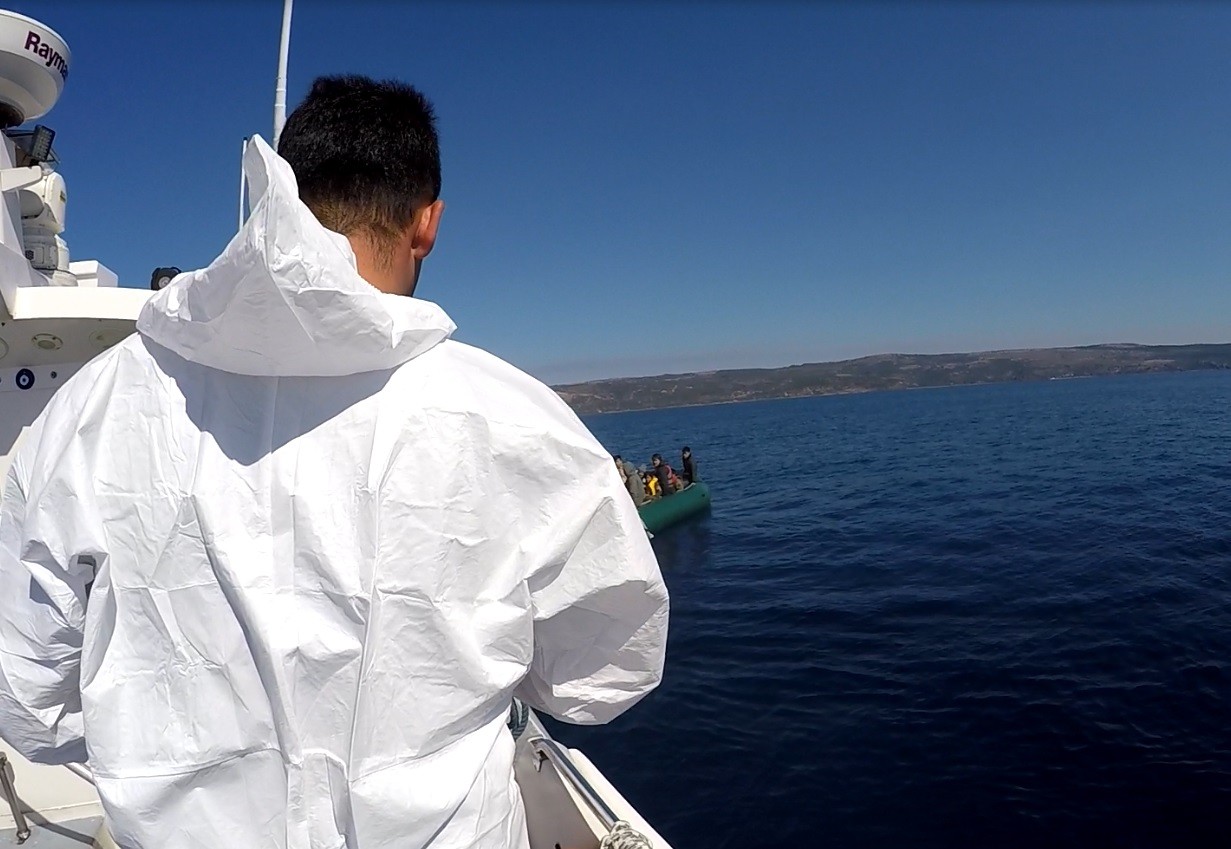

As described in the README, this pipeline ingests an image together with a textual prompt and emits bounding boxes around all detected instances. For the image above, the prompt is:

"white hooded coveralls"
[0,137,669,848]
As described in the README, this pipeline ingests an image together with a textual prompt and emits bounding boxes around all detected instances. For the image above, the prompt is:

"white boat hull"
[3,710,671,848]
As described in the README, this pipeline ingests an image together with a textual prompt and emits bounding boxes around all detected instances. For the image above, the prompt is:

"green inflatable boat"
[638,482,712,534]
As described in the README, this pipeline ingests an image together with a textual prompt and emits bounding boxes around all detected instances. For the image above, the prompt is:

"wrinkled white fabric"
[0,136,668,849]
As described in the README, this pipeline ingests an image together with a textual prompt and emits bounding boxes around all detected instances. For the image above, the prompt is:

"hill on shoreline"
[552,343,1231,414]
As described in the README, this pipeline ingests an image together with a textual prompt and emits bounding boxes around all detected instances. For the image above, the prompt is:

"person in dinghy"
[0,76,668,849]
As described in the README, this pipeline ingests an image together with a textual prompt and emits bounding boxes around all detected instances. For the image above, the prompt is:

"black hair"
[278,75,441,248]
[652,453,663,463]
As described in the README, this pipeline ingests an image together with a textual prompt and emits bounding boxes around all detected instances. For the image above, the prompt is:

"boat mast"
[272,0,294,148]
[243,0,292,231]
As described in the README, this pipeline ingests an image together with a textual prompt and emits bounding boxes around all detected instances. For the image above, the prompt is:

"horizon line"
[549,338,1231,388]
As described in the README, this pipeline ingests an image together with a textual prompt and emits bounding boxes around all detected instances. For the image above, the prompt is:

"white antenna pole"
[272,0,294,148]
[238,136,249,231]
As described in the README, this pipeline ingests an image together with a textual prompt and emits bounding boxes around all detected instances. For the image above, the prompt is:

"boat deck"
[1,816,99,847]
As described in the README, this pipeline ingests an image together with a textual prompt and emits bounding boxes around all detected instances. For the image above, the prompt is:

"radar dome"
[0,10,69,128]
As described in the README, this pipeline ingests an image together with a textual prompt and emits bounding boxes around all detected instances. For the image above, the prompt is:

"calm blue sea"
[547,370,1231,849]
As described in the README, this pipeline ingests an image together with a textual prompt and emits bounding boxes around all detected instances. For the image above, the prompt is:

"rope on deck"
[601,820,653,849]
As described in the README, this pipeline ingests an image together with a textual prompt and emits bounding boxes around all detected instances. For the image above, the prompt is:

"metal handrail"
[0,752,30,843]
[528,736,620,832]
[64,763,94,785]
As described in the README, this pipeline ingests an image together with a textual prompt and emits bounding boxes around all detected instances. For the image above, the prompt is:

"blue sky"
[13,1,1231,383]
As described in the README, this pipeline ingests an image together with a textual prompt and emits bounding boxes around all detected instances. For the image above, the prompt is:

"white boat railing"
[0,753,30,843]
[4,725,657,848]
[61,765,93,786]
[528,736,621,830]
[0,754,99,843]
[527,735,653,849]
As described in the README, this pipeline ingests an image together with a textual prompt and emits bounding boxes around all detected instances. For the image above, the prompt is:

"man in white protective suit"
[0,76,669,848]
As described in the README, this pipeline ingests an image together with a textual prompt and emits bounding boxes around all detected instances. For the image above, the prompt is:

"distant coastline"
[552,343,1231,415]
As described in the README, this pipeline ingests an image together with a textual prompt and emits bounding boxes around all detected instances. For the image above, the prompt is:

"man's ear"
[412,199,445,260]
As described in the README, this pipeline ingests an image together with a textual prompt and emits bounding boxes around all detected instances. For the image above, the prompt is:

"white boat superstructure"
[0,8,150,843]
[0,10,152,485]
[0,6,671,848]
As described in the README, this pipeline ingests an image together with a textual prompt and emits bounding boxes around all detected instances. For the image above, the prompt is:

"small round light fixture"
[32,333,62,350]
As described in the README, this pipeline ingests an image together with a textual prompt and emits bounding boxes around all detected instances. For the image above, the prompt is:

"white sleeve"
[0,410,103,764]
[514,441,669,725]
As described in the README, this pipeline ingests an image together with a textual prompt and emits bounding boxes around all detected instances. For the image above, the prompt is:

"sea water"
[548,370,1231,848]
